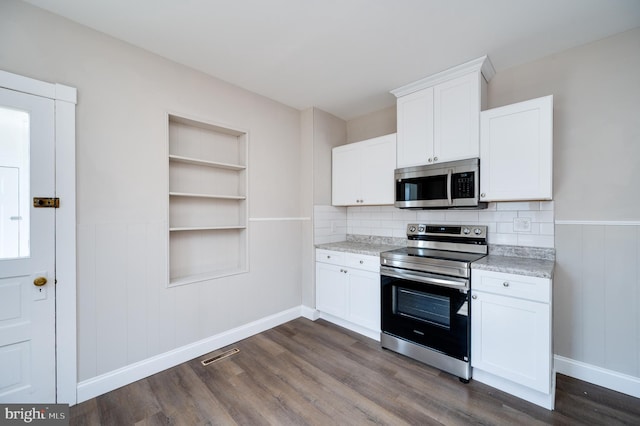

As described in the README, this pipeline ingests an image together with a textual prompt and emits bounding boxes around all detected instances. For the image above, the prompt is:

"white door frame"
[0,70,77,405]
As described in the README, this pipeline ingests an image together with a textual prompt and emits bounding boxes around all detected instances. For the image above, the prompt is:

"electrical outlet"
[513,217,532,232]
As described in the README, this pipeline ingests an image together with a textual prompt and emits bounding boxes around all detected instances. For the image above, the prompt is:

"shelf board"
[169,192,246,200]
[169,225,246,232]
[169,267,249,287]
[169,155,245,170]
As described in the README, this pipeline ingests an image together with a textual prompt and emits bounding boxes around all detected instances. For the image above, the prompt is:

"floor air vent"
[201,348,240,366]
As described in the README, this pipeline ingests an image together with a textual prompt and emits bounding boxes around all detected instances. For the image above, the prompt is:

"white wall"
[0,0,304,389]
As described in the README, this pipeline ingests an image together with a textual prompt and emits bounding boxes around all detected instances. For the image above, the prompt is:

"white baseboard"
[76,306,303,403]
[300,305,320,321]
[554,355,640,399]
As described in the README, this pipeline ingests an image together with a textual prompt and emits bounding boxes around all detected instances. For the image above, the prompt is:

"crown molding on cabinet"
[390,55,495,98]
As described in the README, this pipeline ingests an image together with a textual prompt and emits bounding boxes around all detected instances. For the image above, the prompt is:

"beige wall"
[488,27,640,222]
[312,108,347,206]
[0,0,304,383]
[346,105,396,143]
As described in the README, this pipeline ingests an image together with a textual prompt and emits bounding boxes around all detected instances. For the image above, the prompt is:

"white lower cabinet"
[471,269,555,409]
[315,249,380,339]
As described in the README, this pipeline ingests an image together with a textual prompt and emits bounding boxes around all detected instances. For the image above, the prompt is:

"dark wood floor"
[71,318,640,425]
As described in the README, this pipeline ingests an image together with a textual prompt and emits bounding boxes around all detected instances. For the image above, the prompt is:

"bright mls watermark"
[1,404,69,425]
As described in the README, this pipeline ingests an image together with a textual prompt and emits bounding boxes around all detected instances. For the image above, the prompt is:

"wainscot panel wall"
[0,0,304,400]
[554,222,640,397]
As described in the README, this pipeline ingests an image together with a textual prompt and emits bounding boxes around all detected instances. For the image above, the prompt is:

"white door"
[332,143,361,206]
[359,135,396,205]
[433,72,480,162]
[396,87,434,168]
[0,87,56,402]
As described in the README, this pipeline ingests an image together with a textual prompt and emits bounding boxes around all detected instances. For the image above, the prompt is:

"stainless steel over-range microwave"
[394,158,487,209]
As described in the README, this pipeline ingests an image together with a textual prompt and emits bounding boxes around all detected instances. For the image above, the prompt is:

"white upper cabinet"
[434,72,481,162]
[392,56,494,169]
[396,88,434,168]
[480,95,553,202]
[332,133,396,206]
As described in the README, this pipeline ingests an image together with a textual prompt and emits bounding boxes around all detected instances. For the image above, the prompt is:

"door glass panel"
[0,107,30,259]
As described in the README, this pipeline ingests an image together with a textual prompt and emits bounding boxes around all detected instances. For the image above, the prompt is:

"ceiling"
[23,0,640,120]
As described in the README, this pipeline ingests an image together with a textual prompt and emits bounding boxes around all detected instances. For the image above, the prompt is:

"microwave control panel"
[452,172,475,198]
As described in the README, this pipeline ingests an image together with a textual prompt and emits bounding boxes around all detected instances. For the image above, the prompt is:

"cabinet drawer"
[472,270,551,303]
[345,253,380,273]
[316,249,345,266]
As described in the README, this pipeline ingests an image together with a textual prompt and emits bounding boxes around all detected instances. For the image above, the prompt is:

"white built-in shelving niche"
[167,114,248,286]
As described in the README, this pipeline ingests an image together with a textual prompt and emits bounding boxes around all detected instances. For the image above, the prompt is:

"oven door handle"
[447,168,453,205]
[381,266,469,290]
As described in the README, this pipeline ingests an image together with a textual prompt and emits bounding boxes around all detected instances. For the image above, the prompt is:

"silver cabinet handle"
[428,158,433,163]
[472,295,477,299]
[359,260,364,264]
[481,193,486,198]
[503,282,509,287]
[434,156,438,162]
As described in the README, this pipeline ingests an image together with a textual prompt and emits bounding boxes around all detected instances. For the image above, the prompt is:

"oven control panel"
[407,224,487,239]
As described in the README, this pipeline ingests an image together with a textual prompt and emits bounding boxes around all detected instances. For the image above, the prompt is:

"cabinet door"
[396,88,434,168]
[316,262,348,318]
[471,291,551,393]
[434,72,480,162]
[359,134,396,205]
[480,95,553,201]
[332,143,361,206]
[347,268,380,331]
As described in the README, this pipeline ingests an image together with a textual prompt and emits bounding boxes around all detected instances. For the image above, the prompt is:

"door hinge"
[33,197,60,208]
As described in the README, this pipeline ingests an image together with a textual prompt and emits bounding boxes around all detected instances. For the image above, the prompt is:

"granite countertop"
[471,245,555,279]
[316,237,555,279]
[315,235,404,256]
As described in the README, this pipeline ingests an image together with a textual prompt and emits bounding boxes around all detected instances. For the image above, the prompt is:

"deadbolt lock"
[33,277,48,287]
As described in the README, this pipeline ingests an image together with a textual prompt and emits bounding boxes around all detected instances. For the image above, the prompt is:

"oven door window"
[395,288,450,329]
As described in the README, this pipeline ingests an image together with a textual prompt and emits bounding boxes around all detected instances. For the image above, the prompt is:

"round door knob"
[472,295,477,299]
[481,193,486,198]
[433,156,438,162]
[34,276,47,287]
[359,260,363,264]
[503,282,509,287]
[428,158,433,163]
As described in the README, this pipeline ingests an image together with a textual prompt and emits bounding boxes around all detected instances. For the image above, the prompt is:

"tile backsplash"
[314,201,554,248]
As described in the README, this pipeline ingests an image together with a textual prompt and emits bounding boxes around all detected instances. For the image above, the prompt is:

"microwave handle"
[447,168,453,205]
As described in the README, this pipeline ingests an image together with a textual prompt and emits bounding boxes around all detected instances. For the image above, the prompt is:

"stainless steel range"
[380,224,487,382]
